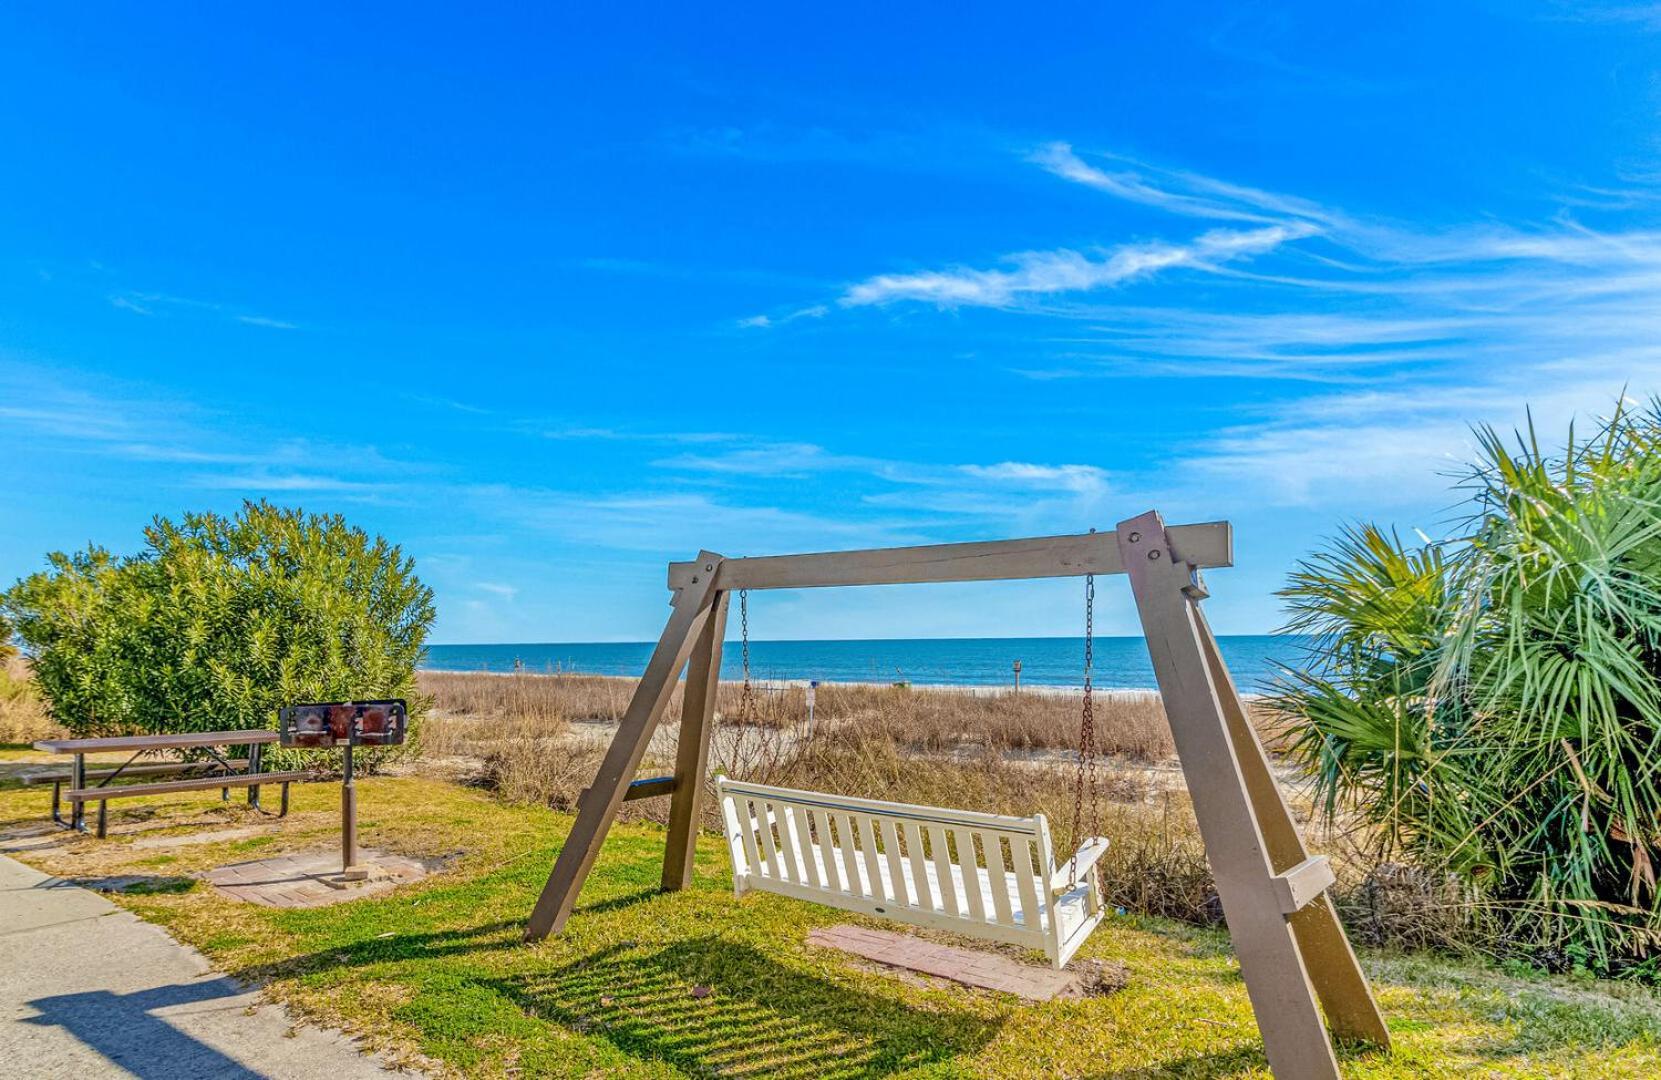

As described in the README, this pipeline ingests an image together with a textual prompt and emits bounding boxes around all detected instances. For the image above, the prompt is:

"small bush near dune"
[3,501,435,762]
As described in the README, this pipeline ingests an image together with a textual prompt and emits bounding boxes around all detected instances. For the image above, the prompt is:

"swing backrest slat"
[715,776,1077,958]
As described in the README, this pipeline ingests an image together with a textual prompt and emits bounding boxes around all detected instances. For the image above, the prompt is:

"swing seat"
[716,777,1110,969]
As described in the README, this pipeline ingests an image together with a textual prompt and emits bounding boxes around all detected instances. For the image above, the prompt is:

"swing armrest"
[1051,837,1111,894]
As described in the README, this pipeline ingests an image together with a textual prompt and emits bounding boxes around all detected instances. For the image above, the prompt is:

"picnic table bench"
[32,731,313,837]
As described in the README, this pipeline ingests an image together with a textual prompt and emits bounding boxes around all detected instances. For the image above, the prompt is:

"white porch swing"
[714,580,1111,969]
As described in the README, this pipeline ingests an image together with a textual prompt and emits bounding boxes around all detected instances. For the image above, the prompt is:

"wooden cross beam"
[523,514,1388,1078]
[666,520,1233,591]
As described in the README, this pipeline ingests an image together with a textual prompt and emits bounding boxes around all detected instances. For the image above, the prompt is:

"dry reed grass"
[0,658,59,745]
[416,669,1256,759]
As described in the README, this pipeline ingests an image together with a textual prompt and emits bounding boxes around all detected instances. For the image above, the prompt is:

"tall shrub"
[1279,403,1661,974]
[4,501,435,741]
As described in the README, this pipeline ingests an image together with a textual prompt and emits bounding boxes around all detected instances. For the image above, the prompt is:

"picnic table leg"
[51,778,66,829]
[71,753,87,833]
[280,782,290,817]
[247,743,263,810]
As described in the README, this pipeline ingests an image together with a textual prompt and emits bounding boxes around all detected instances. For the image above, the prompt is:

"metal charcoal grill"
[278,699,407,748]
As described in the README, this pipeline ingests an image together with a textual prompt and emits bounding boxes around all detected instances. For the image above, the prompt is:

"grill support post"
[340,743,366,880]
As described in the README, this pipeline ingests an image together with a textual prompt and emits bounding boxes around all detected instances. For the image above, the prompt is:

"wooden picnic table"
[32,729,304,836]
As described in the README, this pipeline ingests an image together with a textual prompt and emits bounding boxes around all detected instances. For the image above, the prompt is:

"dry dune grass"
[418,670,1202,756]
[0,657,59,745]
[418,669,1289,763]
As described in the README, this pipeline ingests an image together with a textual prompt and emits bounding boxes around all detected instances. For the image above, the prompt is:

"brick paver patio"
[807,923,1083,1001]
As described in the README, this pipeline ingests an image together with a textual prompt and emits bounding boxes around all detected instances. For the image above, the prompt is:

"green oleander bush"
[2,500,435,757]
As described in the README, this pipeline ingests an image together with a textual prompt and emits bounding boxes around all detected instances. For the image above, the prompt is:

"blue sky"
[3,4,1660,643]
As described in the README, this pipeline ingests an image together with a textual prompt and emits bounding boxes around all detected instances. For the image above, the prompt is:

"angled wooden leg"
[1119,512,1366,1078]
[526,553,724,940]
[1194,606,1391,1048]
[662,591,728,891]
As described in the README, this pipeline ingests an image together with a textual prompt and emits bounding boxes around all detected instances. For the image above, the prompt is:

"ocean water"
[422,635,1312,694]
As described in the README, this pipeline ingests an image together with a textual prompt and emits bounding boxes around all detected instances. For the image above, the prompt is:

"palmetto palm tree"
[1279,401,1661,972]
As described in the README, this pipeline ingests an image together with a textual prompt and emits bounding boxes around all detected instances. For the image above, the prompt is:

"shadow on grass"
[485,935,1004,1079]
[1085,1044,1269,1078]
[1085,1035,1394,1078]
[573,886,662,917]
[234,918,526,981]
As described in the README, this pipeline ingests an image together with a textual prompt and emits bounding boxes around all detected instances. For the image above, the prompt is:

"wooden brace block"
[624,776,676,801]
[1271,855,1336,915]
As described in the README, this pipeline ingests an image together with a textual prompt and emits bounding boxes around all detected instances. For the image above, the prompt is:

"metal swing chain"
[738,589,758,725]
[1068,570,1099,883]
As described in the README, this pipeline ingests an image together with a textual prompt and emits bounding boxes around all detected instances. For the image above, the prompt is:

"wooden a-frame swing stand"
[524,510,1390,1078]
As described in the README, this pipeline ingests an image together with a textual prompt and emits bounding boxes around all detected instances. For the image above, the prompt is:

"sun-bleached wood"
[1117,510,1388,1076]
[667,522,1232,591]
[662,592,729,891]
[1190,584,1393,1049]
[717,777,1108,969]
[524,552,723,940]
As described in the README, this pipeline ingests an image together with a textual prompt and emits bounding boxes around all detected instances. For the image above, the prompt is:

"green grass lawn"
[2,775,1658,1078]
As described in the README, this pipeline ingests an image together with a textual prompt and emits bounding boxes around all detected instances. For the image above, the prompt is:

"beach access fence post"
[1012,658,1021,693]
[522,517,1389,1078]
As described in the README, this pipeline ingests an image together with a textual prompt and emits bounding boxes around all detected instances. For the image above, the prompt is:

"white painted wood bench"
[716,777,1110,969]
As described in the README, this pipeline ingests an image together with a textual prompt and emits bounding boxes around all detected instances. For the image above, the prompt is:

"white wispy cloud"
[737,142,1336,325]
[469,486,923,556]
[729,137,1661,528]
[646,438,1119,537]
[655,442,879,477]
[236,314,298,330]
[839,225,1310,310]
[737,304,826,330]
[1028,142,1334,227]
[0,361,412,500]
[103,288,298,331]
[959,461,1110,495]
[538,425,738,444]
[109,295,153,315]
[184,470,392,494]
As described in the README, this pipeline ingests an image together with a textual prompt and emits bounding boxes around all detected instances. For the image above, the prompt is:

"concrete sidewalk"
[0,853,410,1079]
